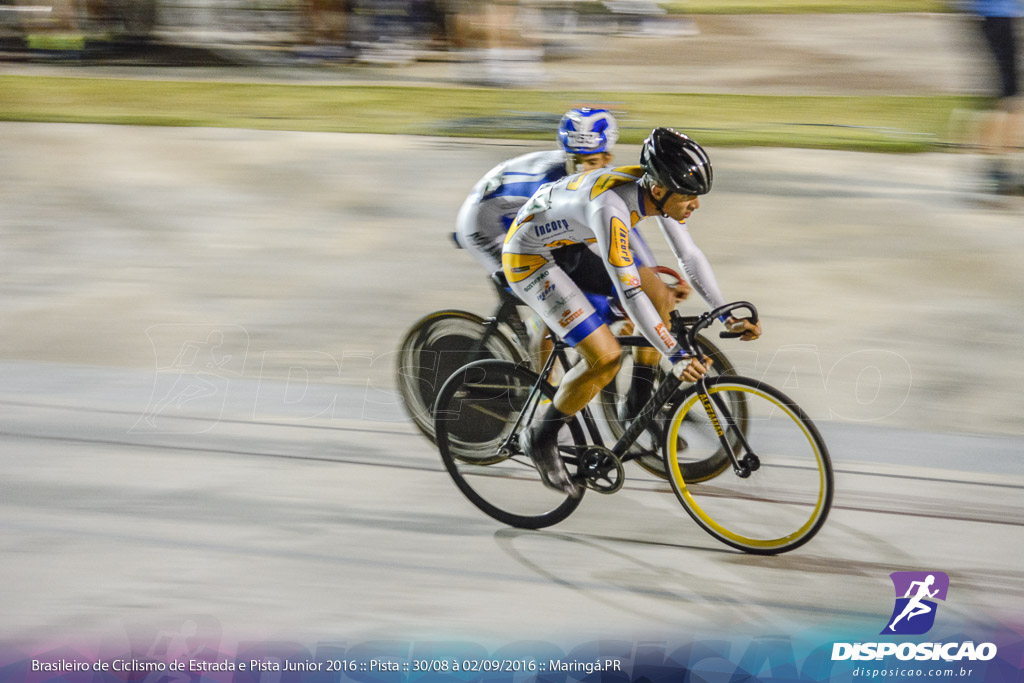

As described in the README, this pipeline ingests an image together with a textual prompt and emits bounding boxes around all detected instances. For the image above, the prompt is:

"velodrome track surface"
[1,123,1022,645]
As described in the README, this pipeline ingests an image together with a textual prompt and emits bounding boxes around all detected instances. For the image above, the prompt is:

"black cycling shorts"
[551,243,615,297]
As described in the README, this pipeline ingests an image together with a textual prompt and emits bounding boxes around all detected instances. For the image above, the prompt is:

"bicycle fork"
[694,377,760,478]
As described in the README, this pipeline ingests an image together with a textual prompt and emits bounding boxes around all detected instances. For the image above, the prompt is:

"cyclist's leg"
[552,243,670,419]
[542,244,625,404]
[457,203,557,371]
[505,260,619,493]
[523,323,620,494]
[551,325,622,415]
[520,307,556,375]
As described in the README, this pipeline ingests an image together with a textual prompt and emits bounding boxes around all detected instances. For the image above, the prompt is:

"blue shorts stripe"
[563,312,605,347]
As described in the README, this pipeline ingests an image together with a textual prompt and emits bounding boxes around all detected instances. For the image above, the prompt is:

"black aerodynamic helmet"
[640,127,713,195]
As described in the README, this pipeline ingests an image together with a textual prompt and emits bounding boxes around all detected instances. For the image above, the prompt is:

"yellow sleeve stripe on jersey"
[591,167,643,200]
[608,217,633,267]
[545,239,581,249]
[612,165,643,178]
[567,169,599,191]
[502,252,549,283]
[504,215,533,245]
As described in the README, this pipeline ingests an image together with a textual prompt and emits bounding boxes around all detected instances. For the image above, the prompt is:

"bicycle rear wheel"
[600,332,745,482]
[434,360,586,529]
[397,310,524,445]
[663,376,833,554]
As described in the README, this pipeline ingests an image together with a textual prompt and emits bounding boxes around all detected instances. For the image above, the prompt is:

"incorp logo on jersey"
[608,217,633,267]
[883,571,948,635]
[536,280,557,302]
[831,571,997,663]
[534,220,569,237]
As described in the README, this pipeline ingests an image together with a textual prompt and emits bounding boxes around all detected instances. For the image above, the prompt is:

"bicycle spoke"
[461,402,520,424]
[459,382,530,393]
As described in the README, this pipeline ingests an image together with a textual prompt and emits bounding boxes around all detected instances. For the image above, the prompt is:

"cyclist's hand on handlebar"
[725,316,762,341]
[672,355,712,383]
[672,279,692,302]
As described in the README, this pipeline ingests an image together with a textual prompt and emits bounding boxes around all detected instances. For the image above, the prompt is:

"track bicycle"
[433,302,834,555]
[397,267,743,477]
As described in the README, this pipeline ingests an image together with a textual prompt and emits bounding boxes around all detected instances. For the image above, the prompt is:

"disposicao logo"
[882,571,949,635]
[831,571,997,663]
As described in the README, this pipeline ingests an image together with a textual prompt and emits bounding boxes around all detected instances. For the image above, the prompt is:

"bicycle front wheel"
[434,360,586,529]
[663,376,833,554]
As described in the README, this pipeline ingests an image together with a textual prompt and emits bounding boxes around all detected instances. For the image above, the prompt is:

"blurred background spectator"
[968,0,1023,194]
[447,0,544,86]
[0,0,683,77]
[301,0,352,61]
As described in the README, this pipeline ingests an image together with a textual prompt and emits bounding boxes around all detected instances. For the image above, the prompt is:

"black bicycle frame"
[467,278,530,357]
[548,302,759,469]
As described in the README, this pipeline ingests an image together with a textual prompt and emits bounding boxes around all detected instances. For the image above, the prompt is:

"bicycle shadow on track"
[492,527,891,626]
[492,527,762,629]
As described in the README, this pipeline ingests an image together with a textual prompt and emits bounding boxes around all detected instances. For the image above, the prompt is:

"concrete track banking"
[0,122,1022,646]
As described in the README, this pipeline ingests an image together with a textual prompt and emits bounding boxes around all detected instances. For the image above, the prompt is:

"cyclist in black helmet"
[502,127,761,495]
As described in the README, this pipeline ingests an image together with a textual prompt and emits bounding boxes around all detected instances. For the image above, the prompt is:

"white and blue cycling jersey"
[455,150,656,273]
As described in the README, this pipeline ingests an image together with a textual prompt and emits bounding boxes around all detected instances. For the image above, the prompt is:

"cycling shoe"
[519,426,579,498]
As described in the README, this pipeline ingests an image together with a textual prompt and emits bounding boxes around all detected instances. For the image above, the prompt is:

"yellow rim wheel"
[665,377,833,554]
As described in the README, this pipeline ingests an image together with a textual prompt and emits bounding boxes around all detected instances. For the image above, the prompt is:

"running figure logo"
[133,324,249,434]
[882,571,949,635]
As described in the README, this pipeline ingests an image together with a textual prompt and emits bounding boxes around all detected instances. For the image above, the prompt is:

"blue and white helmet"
[557,107,619,154]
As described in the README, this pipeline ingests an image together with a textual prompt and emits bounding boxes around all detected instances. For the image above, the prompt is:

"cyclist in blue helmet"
[455,107,630,275]
[558,107,619,172]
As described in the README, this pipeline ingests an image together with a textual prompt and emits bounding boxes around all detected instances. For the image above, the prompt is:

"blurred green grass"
[0,76,977,152]
[25,33,86,51]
